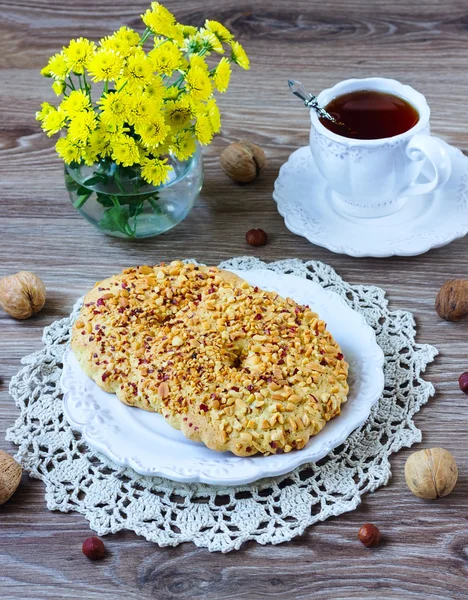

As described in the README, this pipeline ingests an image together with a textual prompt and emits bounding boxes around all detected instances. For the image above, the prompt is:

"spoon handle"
[288,79,336,122]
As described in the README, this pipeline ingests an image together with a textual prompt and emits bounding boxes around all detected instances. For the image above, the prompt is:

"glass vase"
[64,148,203,239]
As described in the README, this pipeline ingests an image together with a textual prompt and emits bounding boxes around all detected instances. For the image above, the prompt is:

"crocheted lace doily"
[6,257,437,553]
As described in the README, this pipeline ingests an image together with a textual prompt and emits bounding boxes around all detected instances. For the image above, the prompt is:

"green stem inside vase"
[65,154,191,238]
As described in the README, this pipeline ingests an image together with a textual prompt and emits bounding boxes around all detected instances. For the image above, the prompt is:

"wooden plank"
[0,1,467,598]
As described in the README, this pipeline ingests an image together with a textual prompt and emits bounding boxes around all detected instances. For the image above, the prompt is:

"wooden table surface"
[1,1,468,598]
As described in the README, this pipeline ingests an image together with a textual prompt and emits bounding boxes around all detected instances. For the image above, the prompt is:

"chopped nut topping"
[158,382,169,399]
[71,263,349,457]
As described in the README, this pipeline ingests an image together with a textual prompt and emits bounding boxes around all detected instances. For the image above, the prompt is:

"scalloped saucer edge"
[273,142,468,258]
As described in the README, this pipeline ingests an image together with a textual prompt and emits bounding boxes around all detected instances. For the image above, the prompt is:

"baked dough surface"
[71,262,349,456]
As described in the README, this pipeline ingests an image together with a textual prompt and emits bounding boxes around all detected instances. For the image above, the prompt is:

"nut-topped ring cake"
[71,262,349,456]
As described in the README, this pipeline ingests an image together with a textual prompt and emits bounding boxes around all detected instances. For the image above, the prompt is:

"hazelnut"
[82,536,106,560]
[0,450,22,505]
[220,140,267,183]
[435,279,468,321]
[0,271,46,320]
[405,448,458,499]
[246,228,268,247]
[358,523,382,547]
[459,372,468,394]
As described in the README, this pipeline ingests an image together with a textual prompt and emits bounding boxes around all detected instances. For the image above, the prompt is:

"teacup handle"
[402,134,452,197]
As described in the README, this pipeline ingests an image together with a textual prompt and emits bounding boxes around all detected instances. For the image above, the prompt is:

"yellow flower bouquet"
[37,2,249,238]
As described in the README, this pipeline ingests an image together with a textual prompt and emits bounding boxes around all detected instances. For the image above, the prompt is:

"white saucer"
[61,269,384,486]
[273,141,468,257]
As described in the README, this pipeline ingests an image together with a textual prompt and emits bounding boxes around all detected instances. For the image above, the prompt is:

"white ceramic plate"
[273,142,468,257]
[61,269,385,486]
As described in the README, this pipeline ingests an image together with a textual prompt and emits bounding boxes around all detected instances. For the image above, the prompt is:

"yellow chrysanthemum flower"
[189,54,209,72]
[185,66,212,101]
[124,52,155,89]
[230,41,250,70]
[182,95,206,119]
[60,89,91,117]
[125,94,154,125]
[100,26,141,58]
[88,122,127,159]
[41,52,70,80]
[87,130,110,160]
[195,114,213,145]
[35,102,55,122]
[56,136,86,164]
[141,3,183,43]
[163,85,181,100]
[181,34,202,55]
[115,25,141,45]
[199,29,224,53]
[149,41,184,77]
[171,129,196,161]
[178,24,197,38]
[205,20,233,43]
[80,147,98,167]
[164,98,192,131]
[151,140,172,155]
[167,24,185,44]
[52,80,66,96]
[63,38,96,75]
[68,110,97,142]
[42,108,67,136]
[143,76,165,101]
[98,91,128,126]
[101,121,129,137]
[135,115,169,147]
[111,133,142,166]
[147,2,176,25]
[213,57,231,93]
[87,49,124,82]
[39,5,250,170]
[184,30,223,55]
[141,157,172,186]
[205,98,221,133]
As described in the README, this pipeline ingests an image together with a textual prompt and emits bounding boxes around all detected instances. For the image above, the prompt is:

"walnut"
[435,279,468,321]
[0,271,46,319]
[405,448,458,499]
[220,140,267,183]
[0,450,22,505]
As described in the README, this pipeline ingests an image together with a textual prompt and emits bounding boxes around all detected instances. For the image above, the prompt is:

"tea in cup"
[309,78,452,218]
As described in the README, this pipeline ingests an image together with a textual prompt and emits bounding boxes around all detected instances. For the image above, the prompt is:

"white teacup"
[309,77,452,218]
